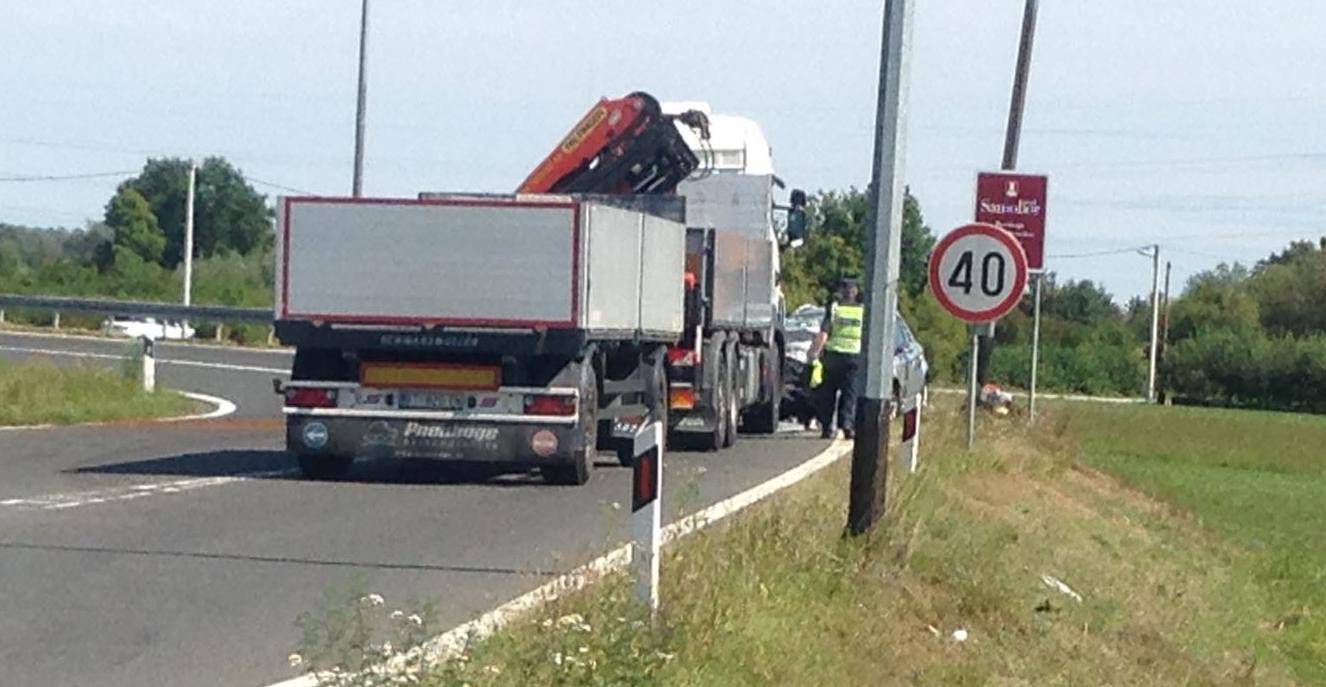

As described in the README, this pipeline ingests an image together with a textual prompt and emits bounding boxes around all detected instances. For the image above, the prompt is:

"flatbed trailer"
[275,193,686,484]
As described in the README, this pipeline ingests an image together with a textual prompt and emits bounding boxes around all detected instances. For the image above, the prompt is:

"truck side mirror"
[786,208,808,243]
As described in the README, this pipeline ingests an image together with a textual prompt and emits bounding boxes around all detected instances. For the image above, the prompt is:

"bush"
[1164,332,1326,412]
[990,343,1145,397]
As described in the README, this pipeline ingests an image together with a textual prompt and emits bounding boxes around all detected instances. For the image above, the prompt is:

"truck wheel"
[296,453,353,480]
[744,342,782,435]
[721,345,738,448]
[693,338,726,452]
[544,361,597,485]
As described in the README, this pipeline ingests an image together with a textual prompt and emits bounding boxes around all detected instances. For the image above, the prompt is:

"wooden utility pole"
[977,0,1039,387]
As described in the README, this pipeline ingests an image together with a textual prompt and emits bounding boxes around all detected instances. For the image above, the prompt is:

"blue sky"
[3,1,1323,301]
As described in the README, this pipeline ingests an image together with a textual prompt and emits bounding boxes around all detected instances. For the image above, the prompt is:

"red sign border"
[928,223,1029,323]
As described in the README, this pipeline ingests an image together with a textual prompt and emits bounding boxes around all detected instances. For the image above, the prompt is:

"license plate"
[397,390,467,411]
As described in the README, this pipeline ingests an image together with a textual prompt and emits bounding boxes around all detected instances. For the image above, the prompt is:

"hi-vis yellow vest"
[824,303,864,355]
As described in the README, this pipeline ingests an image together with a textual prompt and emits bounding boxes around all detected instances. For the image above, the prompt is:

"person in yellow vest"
[808,277,864,439]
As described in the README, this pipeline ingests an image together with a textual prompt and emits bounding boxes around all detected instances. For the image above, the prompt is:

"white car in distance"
[102,317,196,341]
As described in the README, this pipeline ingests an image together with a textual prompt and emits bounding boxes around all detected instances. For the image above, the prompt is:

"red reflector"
[285,387,337,408]
[524,394,577,416]
[667,346,698,366]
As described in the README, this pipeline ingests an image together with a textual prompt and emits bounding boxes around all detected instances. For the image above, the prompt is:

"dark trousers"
[817,350,860,433]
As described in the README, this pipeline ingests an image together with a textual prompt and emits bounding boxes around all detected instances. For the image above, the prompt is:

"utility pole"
[977,0,1039,387]
[1145,245,1161,402]
[1159,260,1172,403]
[351,0,370,197]
[183,160,197,308]
[848,0,914,537]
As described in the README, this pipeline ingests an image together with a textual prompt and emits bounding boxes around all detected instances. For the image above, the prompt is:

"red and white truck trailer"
[276,94,805,484]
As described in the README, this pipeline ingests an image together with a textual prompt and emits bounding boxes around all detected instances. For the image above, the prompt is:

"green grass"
[0,357,193,426]
[1057,402,1326,681]
[293,401,1321,686]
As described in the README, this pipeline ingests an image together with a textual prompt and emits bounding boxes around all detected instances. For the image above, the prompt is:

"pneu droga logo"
[403,422,499,442]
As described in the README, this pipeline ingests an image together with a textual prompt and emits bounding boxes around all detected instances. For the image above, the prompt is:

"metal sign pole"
[1028,273,1043,422]
[966,327,980,451]
[631,421,663,615]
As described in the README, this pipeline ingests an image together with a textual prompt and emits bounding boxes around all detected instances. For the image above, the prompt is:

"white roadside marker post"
[631,420,663,615]
[140,336,156,392]
[900,392,923,473]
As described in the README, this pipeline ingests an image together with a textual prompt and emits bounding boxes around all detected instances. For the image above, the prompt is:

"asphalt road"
[0,330,831,687]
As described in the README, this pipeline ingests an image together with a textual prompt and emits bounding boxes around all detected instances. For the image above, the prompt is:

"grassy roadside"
[0,357,194,426]
[294,400,1321,686]
[1058,402,1326,681]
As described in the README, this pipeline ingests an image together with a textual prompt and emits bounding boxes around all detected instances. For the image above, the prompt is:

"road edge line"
[266,439,853,687]
[171,392,238,422]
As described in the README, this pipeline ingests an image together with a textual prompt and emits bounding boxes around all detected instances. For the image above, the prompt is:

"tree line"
[4,174,1323,412]
[0,157,274,342]
[783,189,1326,412]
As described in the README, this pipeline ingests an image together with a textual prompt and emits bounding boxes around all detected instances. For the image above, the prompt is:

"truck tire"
[744,341,782,435]
[296,453,353,480]
[693,339,727,452]
[720,344,738,448]
[544,360,598,485]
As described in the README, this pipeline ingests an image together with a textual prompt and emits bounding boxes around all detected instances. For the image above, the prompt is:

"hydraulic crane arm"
[518,91,708,195]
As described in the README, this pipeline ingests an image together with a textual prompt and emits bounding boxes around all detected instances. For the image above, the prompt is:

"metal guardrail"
[0,293,273,324]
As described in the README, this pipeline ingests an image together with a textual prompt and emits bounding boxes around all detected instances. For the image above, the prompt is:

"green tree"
[121,157,273,267]
[781,188,934,309]
[103,186,166,264]
[1247,241,1326,337]
[1038,276,1120,325]
[1170,268,1260,340]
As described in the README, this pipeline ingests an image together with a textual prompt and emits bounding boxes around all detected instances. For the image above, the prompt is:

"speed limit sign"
[928,223,1029,323]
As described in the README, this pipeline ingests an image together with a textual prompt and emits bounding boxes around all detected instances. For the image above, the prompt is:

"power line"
[0,170,136,182]
[1166,247,1247,263]
[243,175,317,196]
[1047,245,1152,259]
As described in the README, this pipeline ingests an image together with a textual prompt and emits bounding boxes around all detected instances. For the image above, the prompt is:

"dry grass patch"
[294,403,1306,686]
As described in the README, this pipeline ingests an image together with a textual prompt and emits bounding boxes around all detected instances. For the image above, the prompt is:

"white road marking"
[266,439,854,687]
[0,344,289,375]
[173,392,238,422]
[0,470,293,512]
[0,390,238,432]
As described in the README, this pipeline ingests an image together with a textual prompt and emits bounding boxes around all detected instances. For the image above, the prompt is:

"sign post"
[928,224,1029,449]
[975,172,1048,421]
[1028,273,1043,421]
[631,421,663,615]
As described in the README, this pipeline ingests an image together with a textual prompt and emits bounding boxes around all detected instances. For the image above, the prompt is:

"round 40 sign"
[928,223,1029,323]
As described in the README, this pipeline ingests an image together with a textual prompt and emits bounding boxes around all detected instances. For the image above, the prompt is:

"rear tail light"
[285,387,338,408]
[524,394,577,417]
[669,387,696,410]
[667,346,699,366]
